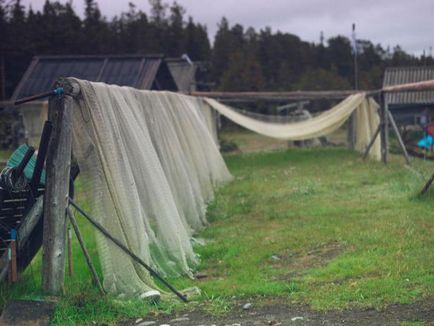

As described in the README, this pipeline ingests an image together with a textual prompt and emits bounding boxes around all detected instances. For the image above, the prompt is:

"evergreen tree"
[0,0,426,99]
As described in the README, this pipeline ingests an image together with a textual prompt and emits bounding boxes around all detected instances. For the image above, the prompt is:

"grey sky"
[21,0,434,55]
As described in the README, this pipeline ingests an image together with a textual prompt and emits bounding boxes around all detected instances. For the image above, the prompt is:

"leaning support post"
[66,208,105,295]
[420,173,434,195]
[68,198,188,303]
[387,110,411,165]
[42,79,77,295]
[363,124,381,160]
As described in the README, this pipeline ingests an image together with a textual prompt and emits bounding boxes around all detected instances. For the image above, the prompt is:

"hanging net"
[36,77,381,297]
[70,79,232,296]
[204,94,381,160]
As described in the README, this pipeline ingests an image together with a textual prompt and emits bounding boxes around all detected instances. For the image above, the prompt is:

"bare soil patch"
[122,296,434,325]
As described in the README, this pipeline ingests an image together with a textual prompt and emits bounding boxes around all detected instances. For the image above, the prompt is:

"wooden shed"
[11,54,178,146]
[383,66,434,125]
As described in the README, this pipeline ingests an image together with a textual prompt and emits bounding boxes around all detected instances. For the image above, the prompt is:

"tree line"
[1,0,433,99]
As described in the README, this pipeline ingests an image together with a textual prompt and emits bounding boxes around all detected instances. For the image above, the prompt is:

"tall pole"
[352,23,359,91]
[348,23,358,149]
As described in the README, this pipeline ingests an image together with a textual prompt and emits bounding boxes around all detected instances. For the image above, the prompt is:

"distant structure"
[166,57,197,92]
[383,66,434,125]
[11,54,197,146]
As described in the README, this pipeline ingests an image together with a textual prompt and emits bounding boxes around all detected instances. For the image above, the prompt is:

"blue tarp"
[418,135,434,149]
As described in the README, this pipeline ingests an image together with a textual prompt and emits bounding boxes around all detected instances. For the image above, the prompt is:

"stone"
[242,303,252,310]
[139,290,161,304]
[291,316,304,321]
[137,322,156,326]
[135,318,143,323]
[270,255,281,261]
[169,317,190,322]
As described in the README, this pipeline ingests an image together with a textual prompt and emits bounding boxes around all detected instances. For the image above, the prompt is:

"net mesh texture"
[71,79,232,296]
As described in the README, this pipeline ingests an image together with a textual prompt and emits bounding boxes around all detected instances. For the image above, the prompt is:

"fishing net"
[205,93,381,160]
[70,79,232,296]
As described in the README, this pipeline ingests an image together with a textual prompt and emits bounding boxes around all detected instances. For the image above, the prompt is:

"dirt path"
[123,296,434,326]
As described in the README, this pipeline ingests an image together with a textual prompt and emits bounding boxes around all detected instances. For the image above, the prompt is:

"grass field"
[0,131,433,324]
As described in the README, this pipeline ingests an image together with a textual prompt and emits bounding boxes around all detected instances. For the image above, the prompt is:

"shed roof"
[383,66,434,106]
[11,54,177,101]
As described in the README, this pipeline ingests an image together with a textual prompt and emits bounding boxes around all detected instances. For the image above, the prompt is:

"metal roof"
[166,58,197,92]
[383,66,434,106]
[11,55,176,101]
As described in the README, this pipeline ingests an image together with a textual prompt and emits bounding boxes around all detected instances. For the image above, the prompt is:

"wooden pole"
[66,208,105,295]
[420,173,434,195]
[380,92,388,164]
[348,23,358,151]
[385,102,390,163]
[363,124,381,160]
[67,227,73,277]
[8,229,17,283]
[69,198,188,303]
[42,80,75,295]
[387,110,411,165]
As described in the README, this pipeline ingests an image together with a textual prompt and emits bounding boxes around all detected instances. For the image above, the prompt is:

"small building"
[383,66,434,125]
[11,54,182,146]
[166,57,198,92]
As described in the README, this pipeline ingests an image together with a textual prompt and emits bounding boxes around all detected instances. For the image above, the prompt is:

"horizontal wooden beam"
[189,90,361,101]
[383,79,434,93]
[189,80,434,102]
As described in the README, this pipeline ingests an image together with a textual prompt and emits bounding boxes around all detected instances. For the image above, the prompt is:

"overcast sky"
[21,0,434,56]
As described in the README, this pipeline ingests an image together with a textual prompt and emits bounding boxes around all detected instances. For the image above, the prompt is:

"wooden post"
[385,102,390,163]
[347,114,356,150]
[42,79,75,295]
[380,92,388,164]
[67,227,73,277]
[8,229,17,283]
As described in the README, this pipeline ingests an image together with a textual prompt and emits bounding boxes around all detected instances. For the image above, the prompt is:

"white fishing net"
[35,76,379,297]
[204,94,381,159]
[70,79,232,296]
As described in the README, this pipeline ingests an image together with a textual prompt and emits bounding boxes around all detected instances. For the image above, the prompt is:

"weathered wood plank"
[0,196,44,283]
[42,86,73,295]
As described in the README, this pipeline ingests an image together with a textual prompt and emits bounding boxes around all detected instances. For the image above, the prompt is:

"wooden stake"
[9,229,17,283]
[67,227,73,277]
[66,208,105,295]
[42,81,74,295]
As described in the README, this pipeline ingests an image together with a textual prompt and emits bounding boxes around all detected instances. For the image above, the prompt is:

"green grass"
[0,185,178,325]
[171,146,434,311]
[1,139,434,323]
